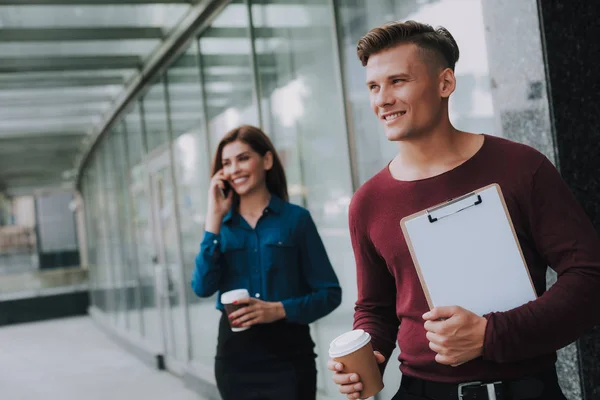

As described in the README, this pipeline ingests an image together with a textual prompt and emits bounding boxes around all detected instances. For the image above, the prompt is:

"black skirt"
[214,311,317,400]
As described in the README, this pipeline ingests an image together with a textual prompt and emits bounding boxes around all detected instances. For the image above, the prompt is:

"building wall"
[79,1,588,399]
[537,2,600,399]
[12,196,35,228]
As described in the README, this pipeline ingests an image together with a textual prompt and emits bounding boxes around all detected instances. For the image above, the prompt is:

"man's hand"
[228,298,286,328]
[423,306,487,367]
[328,351,385,399]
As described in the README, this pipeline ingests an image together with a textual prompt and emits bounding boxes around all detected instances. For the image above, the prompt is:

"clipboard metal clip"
[427,193,483,223]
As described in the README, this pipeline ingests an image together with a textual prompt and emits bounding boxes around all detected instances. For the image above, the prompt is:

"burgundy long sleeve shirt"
[349,134,600,383]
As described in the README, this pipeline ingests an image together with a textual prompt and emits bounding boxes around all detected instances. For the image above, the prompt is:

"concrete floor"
[0,316,207,400]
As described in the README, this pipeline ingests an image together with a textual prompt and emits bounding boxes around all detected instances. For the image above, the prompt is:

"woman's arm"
[191,170,233,297]
[280,210,342,325]
[191,231,224,297]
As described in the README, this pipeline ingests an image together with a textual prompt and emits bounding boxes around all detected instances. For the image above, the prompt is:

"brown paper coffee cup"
[221,289,250,332]
[329,330,384,399]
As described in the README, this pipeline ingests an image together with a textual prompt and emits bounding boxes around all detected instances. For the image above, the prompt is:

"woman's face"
[221,140,272,197]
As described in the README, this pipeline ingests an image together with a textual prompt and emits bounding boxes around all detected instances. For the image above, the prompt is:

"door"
[148,150,189,373]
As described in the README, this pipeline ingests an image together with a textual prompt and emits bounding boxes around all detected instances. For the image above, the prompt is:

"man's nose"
[375,86,395,108]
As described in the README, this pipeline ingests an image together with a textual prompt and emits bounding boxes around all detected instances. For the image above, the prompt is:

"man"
[328,20,600,400]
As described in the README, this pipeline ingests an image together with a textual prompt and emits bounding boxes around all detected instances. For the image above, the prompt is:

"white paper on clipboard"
[400,183,537,316]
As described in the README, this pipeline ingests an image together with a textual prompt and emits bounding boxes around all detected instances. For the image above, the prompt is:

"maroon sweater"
[349,134,600,383]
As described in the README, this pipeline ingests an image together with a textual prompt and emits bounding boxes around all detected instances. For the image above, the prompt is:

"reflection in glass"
[152,166,188,363]
[142,78,170,154]
[250,1,354,396]
[124,102,146,167]
[104,131,127,329]
[95,140,116,321]
[114,123,143,335]
[199,3,259,154]
[130,164,160,347]
[167,45,219,368]
[84,157,102,311]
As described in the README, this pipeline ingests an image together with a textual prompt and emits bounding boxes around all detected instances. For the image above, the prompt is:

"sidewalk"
[0,316,206,400]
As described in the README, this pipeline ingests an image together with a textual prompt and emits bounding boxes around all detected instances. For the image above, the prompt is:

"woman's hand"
[228,298,286,328]
[205,170,233,233]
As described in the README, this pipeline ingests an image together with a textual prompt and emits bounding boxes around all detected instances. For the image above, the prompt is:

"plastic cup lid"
[221,289,249,304]
[328,329,371,358]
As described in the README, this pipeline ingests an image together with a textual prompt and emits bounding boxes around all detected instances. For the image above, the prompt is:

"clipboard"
[400,183,537,316]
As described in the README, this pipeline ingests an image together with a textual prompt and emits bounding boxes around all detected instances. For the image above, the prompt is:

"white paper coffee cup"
[329,329,384,399]
[221,289,250,332]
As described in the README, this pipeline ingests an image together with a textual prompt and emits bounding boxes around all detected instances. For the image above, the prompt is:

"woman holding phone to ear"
[191,125,342,400]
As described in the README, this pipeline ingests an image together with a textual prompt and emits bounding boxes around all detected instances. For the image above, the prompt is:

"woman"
[191,125,342,400]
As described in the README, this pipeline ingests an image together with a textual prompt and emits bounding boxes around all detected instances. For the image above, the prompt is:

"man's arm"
[349,200,399,370]
[483,157,600,363]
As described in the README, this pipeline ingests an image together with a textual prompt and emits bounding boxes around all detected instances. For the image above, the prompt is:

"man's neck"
[390,126,483,182]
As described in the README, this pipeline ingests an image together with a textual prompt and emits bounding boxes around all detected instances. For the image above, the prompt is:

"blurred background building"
[0,0,598,399]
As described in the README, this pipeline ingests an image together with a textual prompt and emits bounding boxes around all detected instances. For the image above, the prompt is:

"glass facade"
[80,1,552,398]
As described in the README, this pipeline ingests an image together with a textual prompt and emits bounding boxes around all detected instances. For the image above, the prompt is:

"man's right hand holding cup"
[328,351,385,399]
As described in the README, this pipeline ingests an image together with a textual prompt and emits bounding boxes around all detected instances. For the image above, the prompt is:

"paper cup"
[329,329,384,399]
[221,289,250,332]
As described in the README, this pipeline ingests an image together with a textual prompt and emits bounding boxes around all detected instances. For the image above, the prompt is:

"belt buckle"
[458,381,501,400]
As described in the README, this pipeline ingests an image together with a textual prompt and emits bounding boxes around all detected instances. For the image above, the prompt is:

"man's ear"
[439,68,456,99]
[263,151,274,171]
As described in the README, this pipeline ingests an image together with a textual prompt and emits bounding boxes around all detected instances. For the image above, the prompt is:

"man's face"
[366,43,447,142]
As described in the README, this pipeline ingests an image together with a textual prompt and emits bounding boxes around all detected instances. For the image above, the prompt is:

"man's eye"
[392,79,405,84]
[239,156,249,161]
[369,85,378,91]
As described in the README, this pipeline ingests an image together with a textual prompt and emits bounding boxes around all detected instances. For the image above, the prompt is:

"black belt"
[400,371,552,400]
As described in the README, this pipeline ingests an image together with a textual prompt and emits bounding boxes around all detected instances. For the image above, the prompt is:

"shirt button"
[213,239,218,244]
[253,248,257,252]
[278,241,282,245]
[255,293,261,298]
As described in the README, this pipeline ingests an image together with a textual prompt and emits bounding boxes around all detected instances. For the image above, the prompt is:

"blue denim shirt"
[191,195,342,325]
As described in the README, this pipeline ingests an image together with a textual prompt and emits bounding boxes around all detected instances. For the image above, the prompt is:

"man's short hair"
[357,20,460,71]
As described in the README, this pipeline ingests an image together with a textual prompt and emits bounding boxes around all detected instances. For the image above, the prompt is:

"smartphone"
[219,180,231,198]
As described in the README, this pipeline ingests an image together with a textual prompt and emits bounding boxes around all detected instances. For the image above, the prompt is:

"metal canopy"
[0,0,193,4]
[0,0,194,195]
[0,27,165,42]
[0,56,143,73]
[0,0,314,196]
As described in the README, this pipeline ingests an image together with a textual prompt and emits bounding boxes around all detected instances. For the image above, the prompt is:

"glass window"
[167,46,206,141]
[250,1,355,396]
[199,2,260,154]
[83,161,100,311]
[124,102,146,167]
[103,130,128,329]
[141,78,170,154]
[112,123,142,334]
[130,162,159,347]
[95,140,115,319]
[91,156,104,313]
[167,44,217,367]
